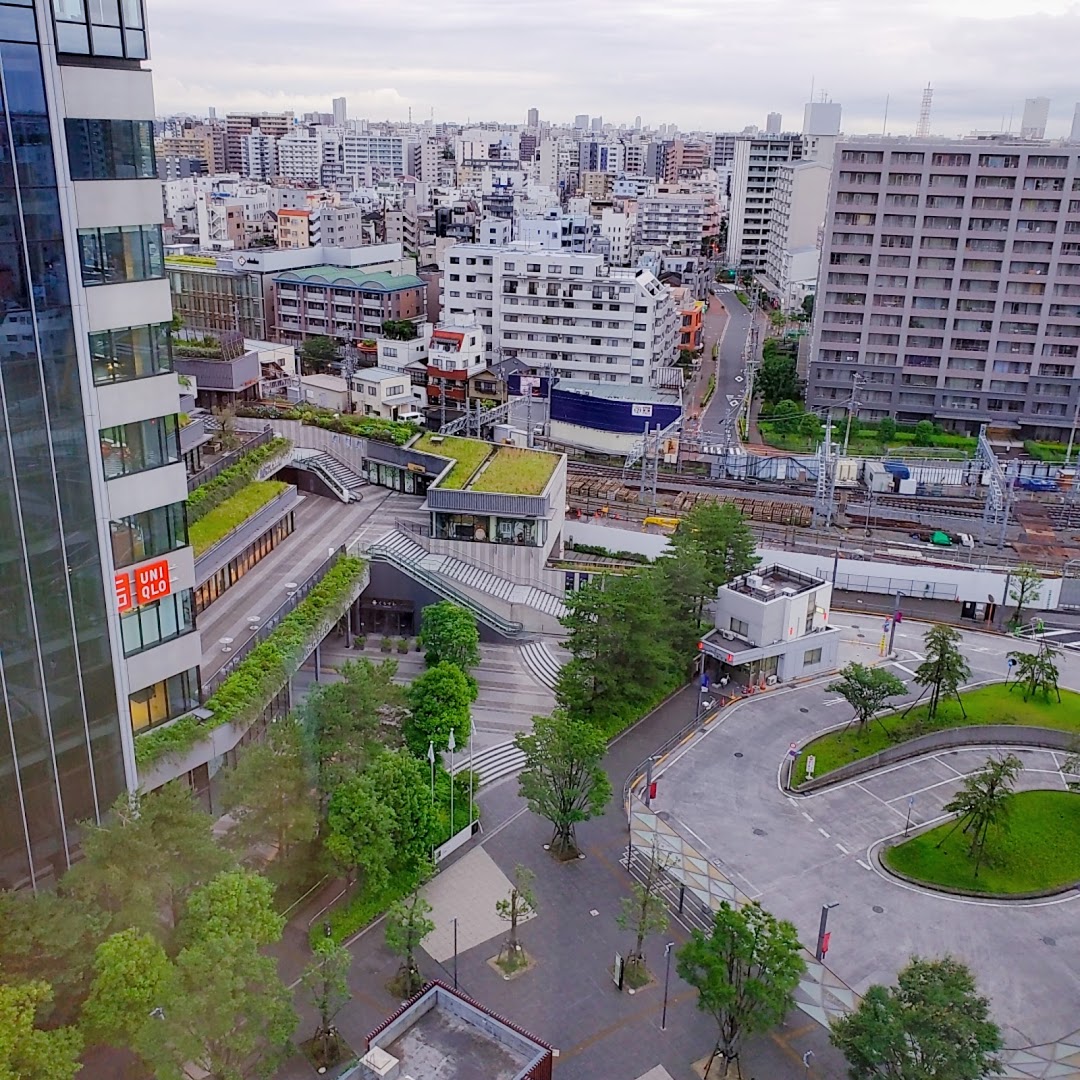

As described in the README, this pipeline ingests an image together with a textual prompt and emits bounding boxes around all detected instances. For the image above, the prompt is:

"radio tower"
[916,83,933,138]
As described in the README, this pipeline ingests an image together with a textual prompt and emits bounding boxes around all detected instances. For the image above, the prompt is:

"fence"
[186,425,274,491]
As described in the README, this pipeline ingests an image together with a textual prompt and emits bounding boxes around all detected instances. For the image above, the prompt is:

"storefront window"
[128,667,199,732]
[120,589,194,657]
[495,517,541,546]
[100,415,179,478]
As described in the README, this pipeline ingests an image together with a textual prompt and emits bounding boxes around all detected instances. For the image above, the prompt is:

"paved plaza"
[650,614,1080,1056]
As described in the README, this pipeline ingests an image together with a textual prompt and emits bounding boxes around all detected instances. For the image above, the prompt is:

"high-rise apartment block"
[332,96,347,126]
[808,138,1080,439]
[2,0,198,888]
[224,112,293,172]
[727,134,804,271]
[441,245,679,385]
[638,184,722,252]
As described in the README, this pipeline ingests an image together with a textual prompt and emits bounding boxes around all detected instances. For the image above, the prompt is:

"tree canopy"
[403,661,473,758]
[418,601,480,673]
[668,501,759,598]
[0,981,82,1080]
[913,624,971,720]
[827,663,907,732]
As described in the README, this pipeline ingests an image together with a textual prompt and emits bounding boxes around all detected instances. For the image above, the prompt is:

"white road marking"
[835,842,850,855]
[818,827,831,839]
[801,811,814,822]
[857,859,872,871]
[824,698,847,707]
[891,662,919,677]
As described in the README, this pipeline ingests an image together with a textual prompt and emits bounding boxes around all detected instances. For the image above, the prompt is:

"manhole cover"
[657,811,672,822]
[734,752,744,758]
[1042,936,1057,947]
[753,828,767,837]
[856,634,866,639]
[799,707,809,714]
[872,905,884,914]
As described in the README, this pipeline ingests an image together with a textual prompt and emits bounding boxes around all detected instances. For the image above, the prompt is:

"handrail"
[367,540,525,636]
[302,456,353,503]
[186,425,273,492]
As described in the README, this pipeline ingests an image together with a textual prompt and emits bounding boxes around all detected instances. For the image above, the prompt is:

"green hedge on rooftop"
[187,436,291,523]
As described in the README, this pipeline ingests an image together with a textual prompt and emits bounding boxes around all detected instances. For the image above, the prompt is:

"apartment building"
[727,134,804,271]
[223,111,293,172]
[426,319,486,408]
[277,207,312,248]
[274,266,427,343]
[241,132,277,181]
[341,132,418,180]
[662,139,708,181]
[156,122,219,173]
[1,0,199,888]
[808,138,1080,438]
[441,244,679,385]
[638,183,722,253]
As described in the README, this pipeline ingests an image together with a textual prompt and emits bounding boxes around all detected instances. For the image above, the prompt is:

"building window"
[804,609,815,633]
[803,647,823,666]
[129,668,200,733]
[120,589,195,657]
[78,224,164,286]
[100,415,180,479]
[729,617,749,637]
[51,0,148,58]
[90,322,172,385]
[111,501,187,568]
[64,118,155,180]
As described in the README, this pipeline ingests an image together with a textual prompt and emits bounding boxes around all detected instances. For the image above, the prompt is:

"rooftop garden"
[469,446,558,495]
[412,433,492,488]
[164,254,218,267]
[188,480,289,556]
[187,436,291,520]
[237,403,418,446]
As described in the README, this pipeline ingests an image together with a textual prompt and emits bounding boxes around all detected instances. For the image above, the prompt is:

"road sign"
[788,742,799,760]
[701,673,710,689]
[1007,657,1016,667]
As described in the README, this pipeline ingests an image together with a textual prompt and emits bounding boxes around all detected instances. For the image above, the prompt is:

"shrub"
[187,437,291,523]
[235,404,417,446]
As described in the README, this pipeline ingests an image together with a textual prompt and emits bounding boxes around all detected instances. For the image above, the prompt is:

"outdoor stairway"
[520,640,566,693]
[362,528,567,631]
[452,740,525,787]
[292,451,367,503]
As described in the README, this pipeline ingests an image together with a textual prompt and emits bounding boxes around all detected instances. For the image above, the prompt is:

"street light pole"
[661,941,675,1031]
[815,902,839,962]
[888,592,901,656]
[448,729,456,833]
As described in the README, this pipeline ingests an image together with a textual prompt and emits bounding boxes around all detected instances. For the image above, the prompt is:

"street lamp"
[815,902,839,962]
[661,941,676,1031]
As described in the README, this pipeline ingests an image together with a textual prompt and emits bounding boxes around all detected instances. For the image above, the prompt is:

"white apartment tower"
[727,134,804,271]
[332,96,347,126]
[441,245,679,385]
[1,0,199,887]
[1021,97,1050,141]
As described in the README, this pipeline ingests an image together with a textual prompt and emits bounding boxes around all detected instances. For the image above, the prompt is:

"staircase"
[291,451,366,503]
[453,740,525,787]
[520,640,566,693]
[361,528,567,634]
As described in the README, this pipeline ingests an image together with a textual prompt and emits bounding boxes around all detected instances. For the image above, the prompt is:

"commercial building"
[808,138,1080,439]
[1,0,199,888]
[441,244,680,385]
[548,381,681,454]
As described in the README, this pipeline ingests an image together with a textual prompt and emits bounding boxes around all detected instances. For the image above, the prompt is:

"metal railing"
[202,546,347,695]
[187,425,274,492]
[301,455,353,503]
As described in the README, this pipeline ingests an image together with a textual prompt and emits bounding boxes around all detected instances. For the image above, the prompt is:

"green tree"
[135,935,297,1080]
[651,545,711,650]
[827,663,907,733]
[403,661,473,758]
[677,901,805,1077]
[324,777,395,892]
[798,410,823,444]
[363,750,438,873]
[63,784,232,943]
[616,849,670,986]
[300,335,339,373]
[495,865,537,965]
[0,982,82,1080]
[913,419,935,446]
[877,416,897,443]
[300,939,352,1068]
[418,601,481,674]
[515,710,612,859]
[937,754,1023,877]
[829,956,1003,1080]
[302,658,404,802]
[755,351,801,405]
[801,294,814,319]
[667,502,759,606]
[381,319,418,341]
[180,870,284,949]
[769,398,804,435]
[81,928,172,1048]
[911,624,971,720]
[220,716,317,861]
[384,890,435,997]
[1007,642,1061,701]
[1008,563,1044,627]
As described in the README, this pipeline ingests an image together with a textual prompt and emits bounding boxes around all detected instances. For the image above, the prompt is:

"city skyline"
[148,0,1080,137]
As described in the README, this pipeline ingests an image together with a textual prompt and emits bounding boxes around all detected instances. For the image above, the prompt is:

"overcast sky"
[149,0,1080,138]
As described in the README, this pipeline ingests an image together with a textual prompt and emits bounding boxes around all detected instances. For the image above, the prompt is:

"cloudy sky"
[149,0,1080,138]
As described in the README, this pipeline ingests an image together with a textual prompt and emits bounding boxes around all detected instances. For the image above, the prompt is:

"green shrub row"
[312,866,418,947]
[236,404,419,446]
[187,437,291,522]
[134,555,367,770]
[567,541,650,565]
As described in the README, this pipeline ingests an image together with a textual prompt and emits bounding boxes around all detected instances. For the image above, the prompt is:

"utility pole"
[842,372,863,456]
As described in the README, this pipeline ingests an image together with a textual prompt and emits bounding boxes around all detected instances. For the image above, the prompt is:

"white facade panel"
[59,66,155,121]
[96,372,182,429]
[106,462,188,520]
[85,278,172,333]
[123,629,203,697]
[73,178,163,228]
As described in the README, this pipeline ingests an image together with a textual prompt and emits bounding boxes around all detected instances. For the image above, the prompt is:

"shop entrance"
[360,598,416,636]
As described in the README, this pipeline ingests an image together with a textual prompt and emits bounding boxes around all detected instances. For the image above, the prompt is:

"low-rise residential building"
[671,287,705,351]
[426,319,486,409]
[276,208,311,248]
[351,367,415,419]
[701,565,841,684]
[300,372,352,411]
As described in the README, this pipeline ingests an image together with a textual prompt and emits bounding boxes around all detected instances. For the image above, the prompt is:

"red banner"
[134,558,171,605]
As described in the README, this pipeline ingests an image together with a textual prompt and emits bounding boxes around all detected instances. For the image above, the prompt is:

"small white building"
[300,373,351,412]
[351,367,415,420]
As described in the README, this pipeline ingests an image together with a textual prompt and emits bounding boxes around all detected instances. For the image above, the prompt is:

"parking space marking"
[817,827,831,839]
[801,811,813,822]
[835,842,849,855]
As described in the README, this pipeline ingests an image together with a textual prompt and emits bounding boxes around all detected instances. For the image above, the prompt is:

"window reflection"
[99,415,179,478]
[77,223,163,286]
[90,322,171,384]
[65,118,156,180]
[120,589,195,657]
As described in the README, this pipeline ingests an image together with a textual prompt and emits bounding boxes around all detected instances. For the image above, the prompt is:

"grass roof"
[413,433,492,489]
[468,446,558,495]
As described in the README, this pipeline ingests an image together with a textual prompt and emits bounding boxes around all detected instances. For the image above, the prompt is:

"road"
[700,289,752,441]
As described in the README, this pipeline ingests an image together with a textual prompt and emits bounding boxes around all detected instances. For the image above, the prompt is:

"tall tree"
[403,661,473,758]
[668,502,759,598]
[912,624,971,720]
[220,716,317,861]
[1006,642,1061,702]
[417,601,481,674]
[677,901,805,1077]
[937,754,1023,877]
[180,870,284,949]
[1008,563,1044,627]
[616,850,670,986]
[652,543,711,635]
[830,956,1003,1080]
[299,335,339,373]
[63,784,232,943]
[300,939,352,1068]
[324,777,395,892]
[754,350,801,405]
[827,663,907,733]
[302,658,404,802]
[363,750,438,873]
[81,928,173,1049]
[384,890,435,997]
[495,865,537,965]
[0,982,82,1080]
[515,710,612,859]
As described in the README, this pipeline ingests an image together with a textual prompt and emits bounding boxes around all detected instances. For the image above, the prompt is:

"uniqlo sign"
[134,558,172,605]
[114,572,134,614]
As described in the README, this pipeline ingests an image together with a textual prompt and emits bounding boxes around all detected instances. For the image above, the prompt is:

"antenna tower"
[916,83,933,138]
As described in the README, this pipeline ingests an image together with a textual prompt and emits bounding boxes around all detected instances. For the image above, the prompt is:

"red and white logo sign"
[134,558,172,605]
[114,572,134,614]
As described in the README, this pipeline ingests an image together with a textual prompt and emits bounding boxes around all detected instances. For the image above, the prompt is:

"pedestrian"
[718,674,730,690]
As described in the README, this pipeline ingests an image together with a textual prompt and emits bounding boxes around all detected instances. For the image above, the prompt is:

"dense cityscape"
[2,0,1080,1077]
